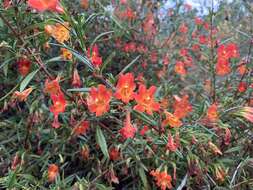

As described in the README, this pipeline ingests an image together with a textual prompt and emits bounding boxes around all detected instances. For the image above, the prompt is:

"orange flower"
[150,170,172,190]
[13,88,33,102]
[114,73,136,103]
[45,22,70,43]
[73,121,89,136]
[119,111,136,139]
[28,0,64,13]
[50,92,66,116]
[48,164,59,182]
[237,107,253,123]
[207,103,219,122]
[162,112,182,128]
[17,58,31,76]
[174,61,187,76]
[87,85,112,116]
[87,44,103,68]
[134,84,160,115]
[50,92,66,128]
[173,95,192,119]
[44,77,61,95]
[60,48,72,60]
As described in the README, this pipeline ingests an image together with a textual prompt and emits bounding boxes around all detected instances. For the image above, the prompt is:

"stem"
[209,0,216,103]
[0,12,53,79]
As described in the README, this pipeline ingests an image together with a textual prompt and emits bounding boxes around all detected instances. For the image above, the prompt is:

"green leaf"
[67,88,90,92]
[138,167,149,189]
[91,31,114,47]
[96,126,109,158]
[20,69,39,92]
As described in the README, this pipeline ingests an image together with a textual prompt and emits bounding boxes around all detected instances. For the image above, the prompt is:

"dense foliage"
[0,0,253,189]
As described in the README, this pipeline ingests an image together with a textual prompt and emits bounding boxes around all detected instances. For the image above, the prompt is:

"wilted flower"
[13,88,33,102]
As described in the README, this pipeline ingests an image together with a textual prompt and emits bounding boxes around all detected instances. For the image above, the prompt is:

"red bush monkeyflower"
[216,58,231,76]
[28,0,64,13]
[134,84,160,115]
[73,121,89,136]
[173,95,192,119]
[166,132,177,152]
[150,170,172,190]
[119,111,136,139]
[114,73,136,103]
[206,103,219,122]
[87,44,103,68]
[174,61,187,76]
[87,85,112,116]
[237,82,247,93]
[44,77,61,95]
[162,112,182,128]
[48,164,59,182]
[50,92,66,128]
[109,147,120,161]
[17,58,31,76]
[13,88,33,102]
[199,35,207,44]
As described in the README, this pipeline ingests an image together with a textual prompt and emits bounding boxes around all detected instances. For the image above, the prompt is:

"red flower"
[119,111,136,139]
[87,85,112,116]
[216,58,231,76]
[27,0,64,13]
[73,121,89,136]
[50,92,67,128]
[134,84,160,115]
[114,73,136,103]
[173,95,192,119]
[162,112,182,128]
[17,58,31,76]
[150,170,172,190]
[48,164,59,182]
[206,103,219,122]
[87,44,103,68]
[109,147,120,161]
[195,17,203,25]
[237,82,247,93]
